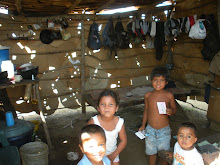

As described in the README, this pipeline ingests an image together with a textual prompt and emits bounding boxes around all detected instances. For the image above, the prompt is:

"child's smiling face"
[80,132,106,163]
[177,127,197,150]
[152,76,167,91]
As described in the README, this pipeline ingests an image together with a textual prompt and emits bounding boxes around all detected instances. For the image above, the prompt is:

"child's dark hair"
[97,90,119,106]
[178,122,198,137]
[151,66,169,81]
[79,124,106,145]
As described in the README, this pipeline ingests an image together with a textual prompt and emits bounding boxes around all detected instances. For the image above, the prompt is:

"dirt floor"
[20,98,220,165]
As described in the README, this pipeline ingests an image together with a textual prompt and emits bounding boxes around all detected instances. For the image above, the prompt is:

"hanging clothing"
[150,21,156,37]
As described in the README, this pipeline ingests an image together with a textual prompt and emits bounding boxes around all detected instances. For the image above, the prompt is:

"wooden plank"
[65,0,83,14]
[170,68,211,89]
[81,19,86,113]
[174,0,217,18]
[95,0,116,13]
[173,43,204,58]
[35,82,54,149]
[218,0,220,34]
[173,55,209,75]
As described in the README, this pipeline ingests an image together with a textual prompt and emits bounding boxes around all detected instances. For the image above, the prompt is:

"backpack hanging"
[87,22,102,50]
[115,17,130,49]
[102,18,117,58]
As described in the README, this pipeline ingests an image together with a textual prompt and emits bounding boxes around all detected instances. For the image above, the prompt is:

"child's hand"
[166,108,173,116]
[139,125,145,132]
[107,153,116,163]
[165,152,173,159]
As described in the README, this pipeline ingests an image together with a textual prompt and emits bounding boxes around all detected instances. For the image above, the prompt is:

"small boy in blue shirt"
[78,124,111,165]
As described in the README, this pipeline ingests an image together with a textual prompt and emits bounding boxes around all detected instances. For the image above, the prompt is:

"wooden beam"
[218,0,220,34]
[80,19,86,113]
[15,0,22,14]
[95,0,116,13]
[65,0,82,14]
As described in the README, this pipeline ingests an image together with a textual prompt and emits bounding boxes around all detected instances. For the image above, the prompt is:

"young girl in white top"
[87,90,127,165]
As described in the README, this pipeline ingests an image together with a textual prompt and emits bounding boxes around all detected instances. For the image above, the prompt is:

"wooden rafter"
[15,0,22,14]
[95,0,116,13]
[65,0,83,14]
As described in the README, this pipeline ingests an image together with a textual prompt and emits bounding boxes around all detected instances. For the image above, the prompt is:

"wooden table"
[0,79,53,149]
[85,83,196,109]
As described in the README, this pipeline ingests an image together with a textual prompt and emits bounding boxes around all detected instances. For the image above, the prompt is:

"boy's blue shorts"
[145,125,171,155]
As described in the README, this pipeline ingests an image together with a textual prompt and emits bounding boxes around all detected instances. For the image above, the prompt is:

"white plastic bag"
[189,19,206,39]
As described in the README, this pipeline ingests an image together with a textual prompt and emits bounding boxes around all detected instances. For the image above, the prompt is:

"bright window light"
[53,89,58,94]
[164,10,168,15]
[31,54,36,59]
[93,49,100,53]
[17,42,24,49]
[24,46,32,53]
[110,84,117,88]
[0,7,8,14]
[62,98,67,102]
[98,24,102,31]
[12,33,17,38]
[12,55,17,60]
[85,11,92,14]
[71,52,77,58]
[49,66,55,70]
[16,100,25,104]
[99,6,139,15]
[77,23,81,29]
[156,1,172,7]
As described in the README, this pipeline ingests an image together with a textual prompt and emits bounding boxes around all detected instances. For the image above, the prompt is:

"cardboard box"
[207,87,220,123]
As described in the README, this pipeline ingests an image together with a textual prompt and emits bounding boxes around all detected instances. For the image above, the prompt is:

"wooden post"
[35,82,54,149]
[81,19,86,113]
[165,5,175,72]
[218,0,220,34]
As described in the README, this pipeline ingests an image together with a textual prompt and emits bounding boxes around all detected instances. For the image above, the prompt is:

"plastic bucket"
[0,46,10,72]
[20,142,48,165]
